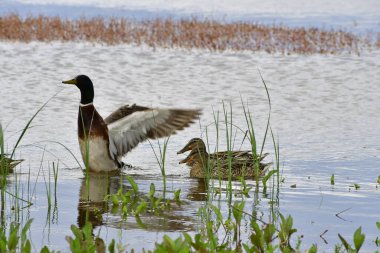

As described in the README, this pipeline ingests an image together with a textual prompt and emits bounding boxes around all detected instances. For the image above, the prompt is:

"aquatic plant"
[0,219,33,253]
[149,137,170,199]
[106,177,182,225]
[0,94,56,228]
[338,227,365,253]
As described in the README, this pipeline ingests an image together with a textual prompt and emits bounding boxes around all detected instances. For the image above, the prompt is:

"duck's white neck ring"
[80,102,93,107]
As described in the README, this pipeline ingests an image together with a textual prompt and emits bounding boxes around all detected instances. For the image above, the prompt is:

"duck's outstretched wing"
[105,104,201,159]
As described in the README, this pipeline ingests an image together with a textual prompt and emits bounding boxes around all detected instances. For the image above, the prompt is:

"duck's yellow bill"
[62,78,76,85]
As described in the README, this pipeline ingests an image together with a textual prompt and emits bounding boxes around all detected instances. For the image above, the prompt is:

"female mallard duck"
[0,156,24,174]
[62,75,201,173]
[177,138,271,179]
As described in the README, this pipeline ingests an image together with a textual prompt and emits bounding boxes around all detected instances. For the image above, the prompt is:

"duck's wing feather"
[104,104,150,124]
[105,104,201,159]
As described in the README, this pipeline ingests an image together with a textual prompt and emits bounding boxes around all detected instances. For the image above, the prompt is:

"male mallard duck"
[0,155,24,174]
[62,75,201,173]
[177,138,271,179]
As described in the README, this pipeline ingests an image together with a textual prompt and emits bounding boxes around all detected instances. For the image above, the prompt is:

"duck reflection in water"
[186,178,209,201]
[77,173,119,228]
[76,172,196,232]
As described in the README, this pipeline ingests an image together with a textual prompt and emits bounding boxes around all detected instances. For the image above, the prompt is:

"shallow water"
[1,42,380,251]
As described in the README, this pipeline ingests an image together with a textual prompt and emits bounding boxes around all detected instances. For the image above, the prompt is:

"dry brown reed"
[0,13,377,54]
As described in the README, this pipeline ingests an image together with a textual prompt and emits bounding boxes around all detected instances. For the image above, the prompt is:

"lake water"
[1,42,379,251]
[1,0,380,251]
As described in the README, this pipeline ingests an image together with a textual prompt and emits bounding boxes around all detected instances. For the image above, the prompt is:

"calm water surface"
[0,42,380,251]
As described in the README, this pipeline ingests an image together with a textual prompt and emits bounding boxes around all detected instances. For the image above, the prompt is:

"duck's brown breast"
[78,105,108,140]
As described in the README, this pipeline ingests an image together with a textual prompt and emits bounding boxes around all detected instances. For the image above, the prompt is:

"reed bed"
[1,13,377,54]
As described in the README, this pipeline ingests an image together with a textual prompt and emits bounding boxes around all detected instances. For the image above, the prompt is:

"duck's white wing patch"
[107,108,200,159]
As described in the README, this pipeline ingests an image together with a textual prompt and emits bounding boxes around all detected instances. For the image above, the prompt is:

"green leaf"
[232,201,245,225]
[183,233,192,244]
[40,245,50,253]
[108,239,115,253]
[135,200,147,215]
[308,244,317,253]
[149,183,155,198]
[163,235,175,250]
[126,176,138,195]
[83,222,93,241]
[250,222,263,250]
[23,240,32,253]
[8,223,20,250]
[154,196,163,210]
[263,170,277,187]
[243,243,252,253]
[135,215,146,229]
[376,222,380,231]
[70,224,82,240]
[263,224,276,245]
[0,241,6,253]
[111,194,119,206]
[174,189,181,202]
[353,227,365,251]
[211,205,223,223]
[330,174,335,185]
[338,233,352,251]
[122,205,128,218]
[21,219,33,242]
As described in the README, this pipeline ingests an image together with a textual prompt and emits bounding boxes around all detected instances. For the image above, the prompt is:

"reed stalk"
[149,137,170,199]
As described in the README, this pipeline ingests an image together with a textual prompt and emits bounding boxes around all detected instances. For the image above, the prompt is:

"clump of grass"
[1,204,378,252]
[0,219,33,253]
[0,14,376,54]
[338,227,365,252]
[1,93,57,226]
[106,177,181,226]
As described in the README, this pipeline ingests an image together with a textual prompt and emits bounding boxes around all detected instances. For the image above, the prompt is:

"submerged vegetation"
[0,14,378,54]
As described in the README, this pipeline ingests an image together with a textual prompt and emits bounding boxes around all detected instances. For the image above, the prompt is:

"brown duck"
[63,75,200,173]
[0,155,23,174]
[177,138,271,179]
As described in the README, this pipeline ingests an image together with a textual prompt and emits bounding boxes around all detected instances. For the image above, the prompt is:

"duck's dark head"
[62,75,94,104]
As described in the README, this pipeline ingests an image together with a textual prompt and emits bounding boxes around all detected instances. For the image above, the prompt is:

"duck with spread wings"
[63,75,201,173]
